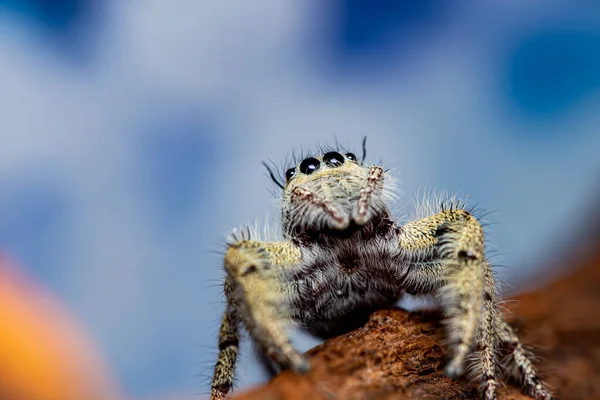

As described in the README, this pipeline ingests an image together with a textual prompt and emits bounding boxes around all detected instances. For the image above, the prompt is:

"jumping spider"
[211,140,553,400]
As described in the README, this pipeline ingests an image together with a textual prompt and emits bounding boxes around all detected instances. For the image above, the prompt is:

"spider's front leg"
[403,209,495,381]
[399,207,552,400]
[211,238,306,400]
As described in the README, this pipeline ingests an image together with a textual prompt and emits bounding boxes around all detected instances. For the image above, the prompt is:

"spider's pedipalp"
[353,166,384,225]
[291,186,350,230]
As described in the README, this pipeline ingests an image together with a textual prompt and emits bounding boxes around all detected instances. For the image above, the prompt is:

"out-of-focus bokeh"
[0,1,599,399]
[0,256,121,400]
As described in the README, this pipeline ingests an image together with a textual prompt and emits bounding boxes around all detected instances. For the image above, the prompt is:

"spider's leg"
[399,209,498,399]
[211,239,305,400]
[477,265,500,399]
[496,316,555,400]
[212,285,239,400]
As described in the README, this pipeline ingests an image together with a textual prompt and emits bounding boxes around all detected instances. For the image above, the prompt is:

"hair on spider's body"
[210,140,554,400]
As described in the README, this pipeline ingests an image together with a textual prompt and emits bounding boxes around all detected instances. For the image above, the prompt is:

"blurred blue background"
[1,1,599,398]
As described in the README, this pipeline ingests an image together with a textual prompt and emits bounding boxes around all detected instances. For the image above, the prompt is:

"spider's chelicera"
[211,140,553,400]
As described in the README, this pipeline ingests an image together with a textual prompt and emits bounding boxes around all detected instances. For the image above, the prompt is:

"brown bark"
[232,243,600,400]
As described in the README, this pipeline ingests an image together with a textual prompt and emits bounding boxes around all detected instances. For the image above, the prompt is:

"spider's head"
[271,148,392,237]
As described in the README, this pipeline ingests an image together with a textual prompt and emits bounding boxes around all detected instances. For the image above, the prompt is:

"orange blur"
[0,255,122,400]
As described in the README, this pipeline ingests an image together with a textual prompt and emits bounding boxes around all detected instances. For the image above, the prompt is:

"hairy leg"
[211,239,304,400]
[496,317,554,400]
[399,204,554,399]
[211,291,239,400]
[476,266,499,400]
[400,208,498,399]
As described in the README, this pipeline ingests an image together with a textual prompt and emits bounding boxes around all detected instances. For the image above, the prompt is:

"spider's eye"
[285,167,296,181]
[299,157,320,175]
[323,151,345,168]
[345,153,357,162]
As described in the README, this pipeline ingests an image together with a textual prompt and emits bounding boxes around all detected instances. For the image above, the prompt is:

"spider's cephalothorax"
[211,142,554,400]
[280,150,390,237]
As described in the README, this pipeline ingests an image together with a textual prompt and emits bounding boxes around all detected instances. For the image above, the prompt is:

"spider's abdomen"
[286,220,405,337]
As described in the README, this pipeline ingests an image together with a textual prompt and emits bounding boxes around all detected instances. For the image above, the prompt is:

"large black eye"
[299,157,320,175]
[285,167,296,181]
[323,151,345,168]
[345,153,357,162]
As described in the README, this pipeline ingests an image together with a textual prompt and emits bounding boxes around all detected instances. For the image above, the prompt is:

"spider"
[211,139,553,400]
